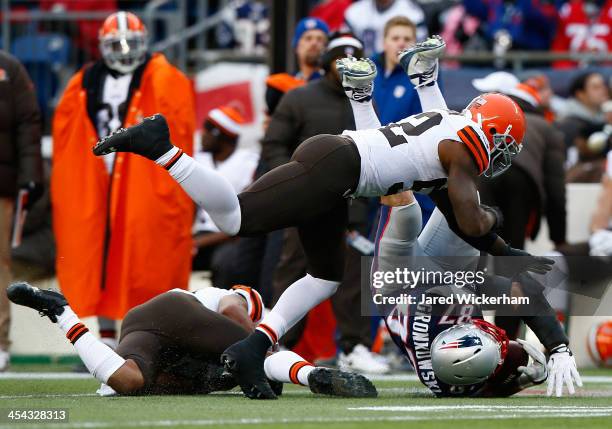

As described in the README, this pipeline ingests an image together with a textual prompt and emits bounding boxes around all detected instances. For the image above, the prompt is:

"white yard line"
[368,374,612,384]
[0,373,91,380]
[348,405,612,411]
[1,412,612,429]
[3,373,612,383]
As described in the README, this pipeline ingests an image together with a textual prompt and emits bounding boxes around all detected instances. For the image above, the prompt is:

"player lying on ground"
[374,204,578,398]
[345,39,580,397]
[90,35,553,399]
[6,282,376,398]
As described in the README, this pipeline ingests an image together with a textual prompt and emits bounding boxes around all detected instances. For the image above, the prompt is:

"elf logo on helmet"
[464,93,526,178]
[439,335,483,350]
[99,11,148,74]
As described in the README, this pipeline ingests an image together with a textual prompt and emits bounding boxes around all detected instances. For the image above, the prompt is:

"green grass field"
[1,367,612,429]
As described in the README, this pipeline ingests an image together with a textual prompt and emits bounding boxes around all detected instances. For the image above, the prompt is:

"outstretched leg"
[264,351,377,397]
[6,283,140,394]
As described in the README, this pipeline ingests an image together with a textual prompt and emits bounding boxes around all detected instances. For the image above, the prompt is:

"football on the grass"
[489,341,530,385]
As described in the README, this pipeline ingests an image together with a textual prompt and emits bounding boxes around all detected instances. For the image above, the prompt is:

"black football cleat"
[92,114,173,161]
[221,339,277,400]
[307,367,378,398]
[7,282,67,323]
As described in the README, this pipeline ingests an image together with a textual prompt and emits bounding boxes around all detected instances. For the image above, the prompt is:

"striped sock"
[56,307,125,383]
[264,351,314,386]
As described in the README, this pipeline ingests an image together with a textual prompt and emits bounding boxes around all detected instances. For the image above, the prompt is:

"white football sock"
[155,148,242,235]
[57,307,125,384]
[416,82,447,111]
[154,146,180,166]
[256,274,339,344]
[264,351,314,386]
[349,99,381,129]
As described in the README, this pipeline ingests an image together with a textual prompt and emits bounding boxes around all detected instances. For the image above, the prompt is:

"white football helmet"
[431,319,508,386]
[99,11,148,74]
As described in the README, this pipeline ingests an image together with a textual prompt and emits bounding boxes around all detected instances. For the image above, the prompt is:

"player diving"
[344,37,582,397]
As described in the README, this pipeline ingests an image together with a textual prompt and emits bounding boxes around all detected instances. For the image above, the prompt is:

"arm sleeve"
[261,91,301,169]
[11,58,42,185]
[542,126,567,244]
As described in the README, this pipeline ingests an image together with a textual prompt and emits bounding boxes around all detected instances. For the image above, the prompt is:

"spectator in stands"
[344,0,427,56]
[439,3,484,67]
[51,12,195,351]
[520,72,556,122]
[480,80,567,250]
[557,71,610,181]
[552,0,612,69]
[263,32,389,373]
[463,0,558,51]
[0,50,43,371]
[545,151,612,319]
[40,0,117,61]
[370,15,434,224]
[310,0,353,32]
[192,106,259,288]
[265,17,329,119]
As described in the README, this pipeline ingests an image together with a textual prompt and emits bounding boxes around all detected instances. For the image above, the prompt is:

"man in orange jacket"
[51,11,195,348]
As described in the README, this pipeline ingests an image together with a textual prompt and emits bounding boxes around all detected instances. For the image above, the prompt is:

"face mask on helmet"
[431,319,509,386]
[99,12,148,74]
[463,93,525,178]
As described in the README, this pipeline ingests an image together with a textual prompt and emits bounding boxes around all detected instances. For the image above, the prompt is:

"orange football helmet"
[99,11,148,74]
[464,93,526,178]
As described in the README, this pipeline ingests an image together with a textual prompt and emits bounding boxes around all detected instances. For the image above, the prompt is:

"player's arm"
[430,189,554,274]
[218,295,256,332]
[439,141,498,237]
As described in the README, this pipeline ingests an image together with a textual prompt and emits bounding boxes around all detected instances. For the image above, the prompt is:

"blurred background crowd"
[1,0,611,373]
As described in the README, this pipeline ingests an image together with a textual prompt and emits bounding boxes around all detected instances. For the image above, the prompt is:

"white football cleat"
[338,344,390,374]
[336,57,377,103]
[398,35,446,88]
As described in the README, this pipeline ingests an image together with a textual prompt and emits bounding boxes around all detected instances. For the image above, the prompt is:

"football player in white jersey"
[355,37,580,397]
[7,282,376,398]
[90,36,553,400]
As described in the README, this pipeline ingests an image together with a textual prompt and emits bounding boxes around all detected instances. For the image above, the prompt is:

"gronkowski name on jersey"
[385,299,484,397]
[344,109,490,197]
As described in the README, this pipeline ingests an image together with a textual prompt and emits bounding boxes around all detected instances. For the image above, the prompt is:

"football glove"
[398,35,445,88]
[502,245,555,275]
[336,57,377,103]
[516,339,547,388]
[589,229,612,257]
[547,344,582,397]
